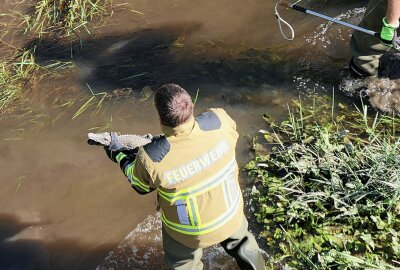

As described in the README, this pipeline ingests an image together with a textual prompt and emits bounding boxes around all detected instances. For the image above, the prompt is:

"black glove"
[104,145,139,162]
[104,145,121,163]
[104,132,138,162]
[103,132,122,162]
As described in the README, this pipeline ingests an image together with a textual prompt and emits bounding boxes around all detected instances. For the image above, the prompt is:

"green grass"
[0,61,21,110]
[246,96,400,269]
[0,0,113,113]
[72,92,107,120]
[0,0,131,140]
[0,49,39,111]
[22,0,114,37]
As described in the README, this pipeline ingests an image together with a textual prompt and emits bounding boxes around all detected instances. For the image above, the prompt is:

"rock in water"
[378,53,400,80]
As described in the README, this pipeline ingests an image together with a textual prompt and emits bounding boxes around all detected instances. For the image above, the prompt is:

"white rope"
[275,2,295,41]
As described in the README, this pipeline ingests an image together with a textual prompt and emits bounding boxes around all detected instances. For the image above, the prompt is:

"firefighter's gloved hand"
[123,148,139,160]
[380,17,400,50]
[104,145,121,163]
[104,132,127,163]
[109,132,126,151]
[104,146,139,163]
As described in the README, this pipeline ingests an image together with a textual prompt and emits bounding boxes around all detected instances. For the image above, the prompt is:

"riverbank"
[246,95,400,269]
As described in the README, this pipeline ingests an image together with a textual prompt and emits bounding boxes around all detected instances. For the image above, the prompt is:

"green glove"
[380,17,399,47]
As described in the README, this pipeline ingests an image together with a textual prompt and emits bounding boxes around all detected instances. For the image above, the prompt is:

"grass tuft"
[23,0,114,38]
[0,48,39,111]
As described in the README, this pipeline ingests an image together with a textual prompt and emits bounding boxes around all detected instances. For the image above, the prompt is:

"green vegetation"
[72,90,107,120]
[0,49,39,111]
[0,0,116,115]
[246,97,400,269]
[22,0,114,37]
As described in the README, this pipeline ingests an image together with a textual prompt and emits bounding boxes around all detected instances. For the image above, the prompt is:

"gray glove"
[105,132,137,163]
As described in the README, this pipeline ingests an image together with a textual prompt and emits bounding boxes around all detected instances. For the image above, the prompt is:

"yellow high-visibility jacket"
[117,108,244,248]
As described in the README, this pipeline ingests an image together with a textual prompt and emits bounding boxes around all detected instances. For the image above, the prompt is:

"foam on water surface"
[305,7,365,48]
[96,214,240,270]
[340,53,400,112]
[289,8,365,95]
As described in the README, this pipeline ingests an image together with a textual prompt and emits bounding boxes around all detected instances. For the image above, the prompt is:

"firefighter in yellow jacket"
[104,84,266,269]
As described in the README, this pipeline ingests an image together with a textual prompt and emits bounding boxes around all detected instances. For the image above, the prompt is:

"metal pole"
[278,0,380,37]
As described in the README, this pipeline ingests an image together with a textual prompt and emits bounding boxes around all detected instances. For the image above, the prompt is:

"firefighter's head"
[154,84,194,127]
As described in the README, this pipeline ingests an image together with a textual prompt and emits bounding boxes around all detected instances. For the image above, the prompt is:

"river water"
[0,0,368,269]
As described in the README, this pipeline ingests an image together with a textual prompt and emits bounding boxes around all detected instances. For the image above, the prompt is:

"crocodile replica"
[87,132,154,151]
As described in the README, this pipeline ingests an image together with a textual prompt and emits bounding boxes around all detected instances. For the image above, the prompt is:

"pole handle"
[279,1,308,13]
[278,0,293,9]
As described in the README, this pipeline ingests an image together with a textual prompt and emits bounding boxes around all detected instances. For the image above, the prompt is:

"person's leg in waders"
[162,217,266,270]
[350,0,390,77]
[162,227,203,270]
[220,217,266,270]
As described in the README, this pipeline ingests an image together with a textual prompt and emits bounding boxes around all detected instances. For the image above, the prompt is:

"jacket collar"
[161,117,195,137]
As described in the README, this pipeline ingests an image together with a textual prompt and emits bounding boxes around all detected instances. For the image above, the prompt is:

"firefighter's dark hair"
[154,84,194,127]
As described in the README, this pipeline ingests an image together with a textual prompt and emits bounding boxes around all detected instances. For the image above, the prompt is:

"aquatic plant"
[0,62,21,110]
[0,0,116,114]
[246,96,400,269]
[0,49,39,111]
[72,91,107,120]
[22,0,114,37]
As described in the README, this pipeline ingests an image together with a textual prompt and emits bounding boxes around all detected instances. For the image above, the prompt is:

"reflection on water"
[1,0,392,268]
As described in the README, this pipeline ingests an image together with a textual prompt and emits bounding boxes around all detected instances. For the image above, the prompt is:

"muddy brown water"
[0,0,369,269]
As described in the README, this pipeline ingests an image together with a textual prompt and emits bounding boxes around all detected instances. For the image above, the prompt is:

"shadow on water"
[26,22,290,95]
[0,214,115,270]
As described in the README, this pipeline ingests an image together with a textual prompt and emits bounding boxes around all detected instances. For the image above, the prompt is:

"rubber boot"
[221,236,266,270]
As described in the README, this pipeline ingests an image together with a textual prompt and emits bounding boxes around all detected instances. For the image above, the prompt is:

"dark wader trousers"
[162,217,266,270]
[350,0,391,75]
